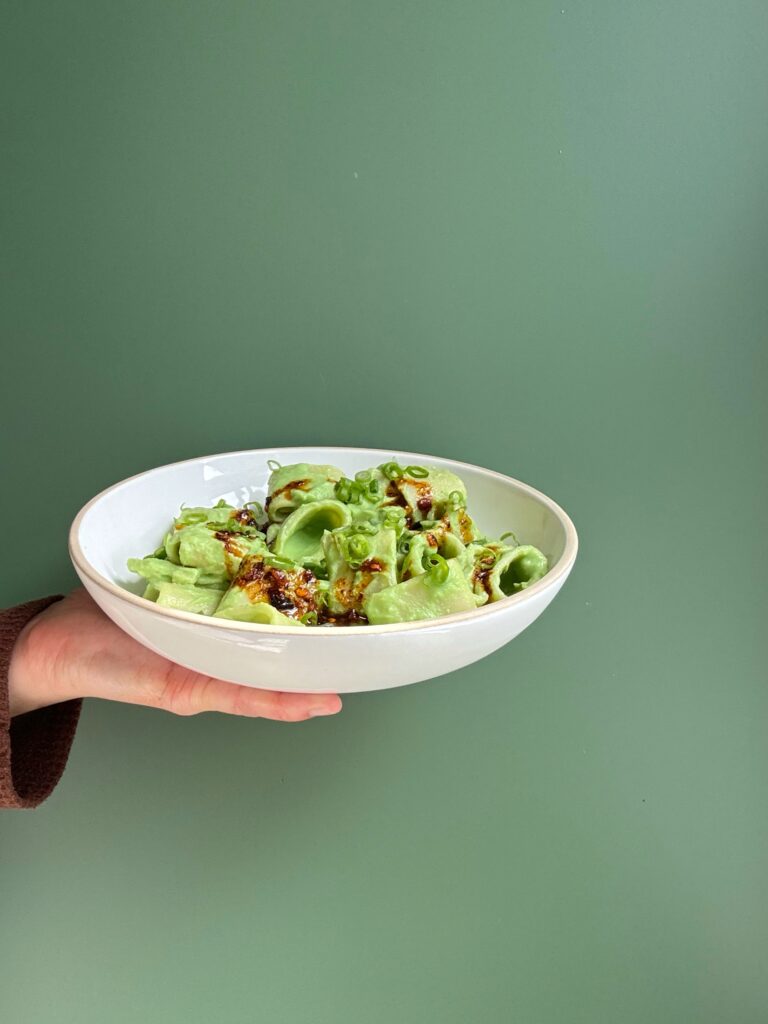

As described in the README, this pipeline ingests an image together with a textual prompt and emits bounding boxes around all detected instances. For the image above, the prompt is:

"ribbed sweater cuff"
[1,596,82,809]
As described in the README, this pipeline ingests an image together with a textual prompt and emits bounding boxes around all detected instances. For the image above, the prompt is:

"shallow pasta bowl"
[69,447,578,694]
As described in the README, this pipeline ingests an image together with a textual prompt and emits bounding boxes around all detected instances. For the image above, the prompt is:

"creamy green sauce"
[127,460,549,626]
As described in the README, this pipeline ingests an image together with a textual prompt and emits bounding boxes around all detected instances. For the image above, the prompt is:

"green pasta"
[126,460,549,626]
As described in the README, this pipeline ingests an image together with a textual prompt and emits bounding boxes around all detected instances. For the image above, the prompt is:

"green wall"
[2,3,767,1021]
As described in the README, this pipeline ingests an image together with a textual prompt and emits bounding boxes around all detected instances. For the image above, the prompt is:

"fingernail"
[308,700,341,718]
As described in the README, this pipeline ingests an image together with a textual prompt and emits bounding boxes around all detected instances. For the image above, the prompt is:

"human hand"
[8,589,342,721]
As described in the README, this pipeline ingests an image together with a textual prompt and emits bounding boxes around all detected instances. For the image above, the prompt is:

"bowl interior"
[75,447,571,601]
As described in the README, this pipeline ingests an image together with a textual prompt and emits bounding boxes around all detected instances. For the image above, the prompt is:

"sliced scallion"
[334,478,353,502]
[424,552,449,585]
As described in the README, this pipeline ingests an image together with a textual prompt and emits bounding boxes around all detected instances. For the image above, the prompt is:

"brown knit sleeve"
[1,597,82,809]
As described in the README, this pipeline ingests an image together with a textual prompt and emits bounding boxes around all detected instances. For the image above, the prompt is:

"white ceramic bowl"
[69,447,578,693]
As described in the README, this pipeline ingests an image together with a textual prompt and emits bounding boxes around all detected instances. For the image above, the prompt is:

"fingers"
[159,665,342,721]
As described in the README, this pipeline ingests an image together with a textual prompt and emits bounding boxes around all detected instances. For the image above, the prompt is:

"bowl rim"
[69,446,578,637]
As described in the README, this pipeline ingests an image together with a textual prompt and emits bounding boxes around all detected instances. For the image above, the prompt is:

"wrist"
[8,612,67,716]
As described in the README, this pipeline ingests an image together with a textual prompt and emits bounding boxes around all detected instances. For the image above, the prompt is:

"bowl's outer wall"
[79,571,568,692]
[73,448,574,691]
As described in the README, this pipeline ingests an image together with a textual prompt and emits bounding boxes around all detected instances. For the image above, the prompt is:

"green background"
[2,2,767,1021]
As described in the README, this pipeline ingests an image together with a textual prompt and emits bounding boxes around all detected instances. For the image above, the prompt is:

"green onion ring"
[334,478,353,502]
[348,481,363,504]
[380,461,404,480]
[424,552,449,584]
[346,534,370,562]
